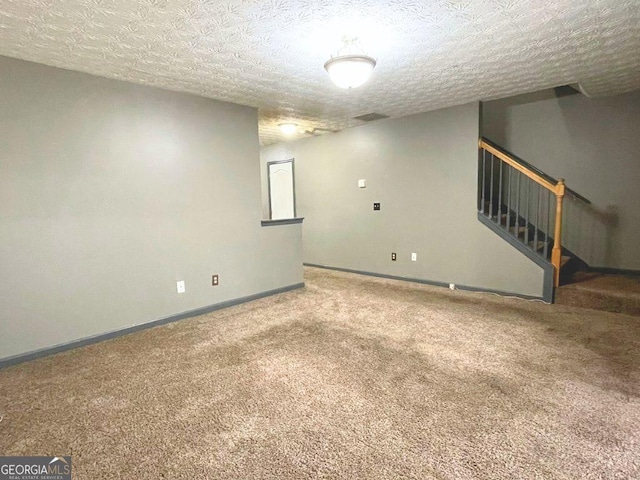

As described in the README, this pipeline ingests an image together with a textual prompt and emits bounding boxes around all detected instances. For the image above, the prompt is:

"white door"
[268,160,295,219]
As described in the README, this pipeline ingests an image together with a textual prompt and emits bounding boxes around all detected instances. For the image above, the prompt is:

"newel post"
[551,179,566,287]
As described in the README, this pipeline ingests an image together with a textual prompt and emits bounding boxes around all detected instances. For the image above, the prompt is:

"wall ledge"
[261,217,304,227]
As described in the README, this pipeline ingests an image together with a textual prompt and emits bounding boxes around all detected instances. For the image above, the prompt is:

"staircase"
[477,138,640,312]
[477,138,589,303]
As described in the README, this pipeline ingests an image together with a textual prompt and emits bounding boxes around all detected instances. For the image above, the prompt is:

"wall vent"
[354,112,389,122]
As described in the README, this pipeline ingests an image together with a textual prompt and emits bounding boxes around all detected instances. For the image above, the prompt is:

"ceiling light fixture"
[278,123,298,135]
[324,37,376,89]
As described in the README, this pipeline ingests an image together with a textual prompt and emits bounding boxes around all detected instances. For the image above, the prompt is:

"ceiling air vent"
[354,112,389,122]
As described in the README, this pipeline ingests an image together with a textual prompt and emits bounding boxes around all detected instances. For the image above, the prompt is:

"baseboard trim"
[588,267,640,277]
[304,263,545,302]
[0,282,305,370]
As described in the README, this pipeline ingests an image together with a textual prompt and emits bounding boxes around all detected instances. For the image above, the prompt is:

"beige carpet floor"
[1,267,639,479]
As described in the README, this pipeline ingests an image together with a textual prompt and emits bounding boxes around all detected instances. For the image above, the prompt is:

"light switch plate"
[358,179,366,188]
[411,253,417,261]
[177,280,185,294]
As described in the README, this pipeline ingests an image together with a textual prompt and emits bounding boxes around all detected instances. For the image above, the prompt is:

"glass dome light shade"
[278,123,298,135]
[324,54,376,89]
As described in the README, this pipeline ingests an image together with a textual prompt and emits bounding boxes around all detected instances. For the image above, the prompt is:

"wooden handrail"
[479,139,566,288]
[479,140,562,195]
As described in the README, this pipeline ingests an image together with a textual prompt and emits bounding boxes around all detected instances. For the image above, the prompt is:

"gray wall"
[0,56,302,361]
[483,89,640,270]
[261,102,545,297]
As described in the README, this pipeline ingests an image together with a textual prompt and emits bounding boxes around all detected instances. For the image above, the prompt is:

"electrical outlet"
[391,252,397,261]
[449,283,456,290]
[212,274,219,286]
[411,252,417,261]
[176,280,185,294]
[373,202,380,211]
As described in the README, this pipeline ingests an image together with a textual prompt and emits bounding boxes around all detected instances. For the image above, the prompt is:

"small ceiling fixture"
[324,36,376,89]
[300,126,338,136]
[278,123,298,135]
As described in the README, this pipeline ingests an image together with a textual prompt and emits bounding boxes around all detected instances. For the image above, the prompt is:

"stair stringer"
[478,212,555,303]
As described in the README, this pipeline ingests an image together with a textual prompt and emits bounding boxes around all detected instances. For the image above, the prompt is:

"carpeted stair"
[556,271,640,316]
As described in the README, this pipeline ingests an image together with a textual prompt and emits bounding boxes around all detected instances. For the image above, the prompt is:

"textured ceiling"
[1,0,639,145]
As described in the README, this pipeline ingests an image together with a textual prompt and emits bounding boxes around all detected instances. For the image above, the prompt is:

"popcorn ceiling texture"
[0,0,639,145]
[0,267,638,479]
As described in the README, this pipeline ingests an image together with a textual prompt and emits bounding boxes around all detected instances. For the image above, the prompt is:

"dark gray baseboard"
[0,282,305,370]
[304,263,545,302]
[588,266,640,277]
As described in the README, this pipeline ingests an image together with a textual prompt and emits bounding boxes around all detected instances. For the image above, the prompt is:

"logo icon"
[0,456,72,480]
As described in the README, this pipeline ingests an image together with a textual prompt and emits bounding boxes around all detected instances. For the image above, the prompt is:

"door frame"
[267,158,297,219]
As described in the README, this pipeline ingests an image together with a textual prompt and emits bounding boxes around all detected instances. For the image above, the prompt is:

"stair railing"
[478,139,566,286]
